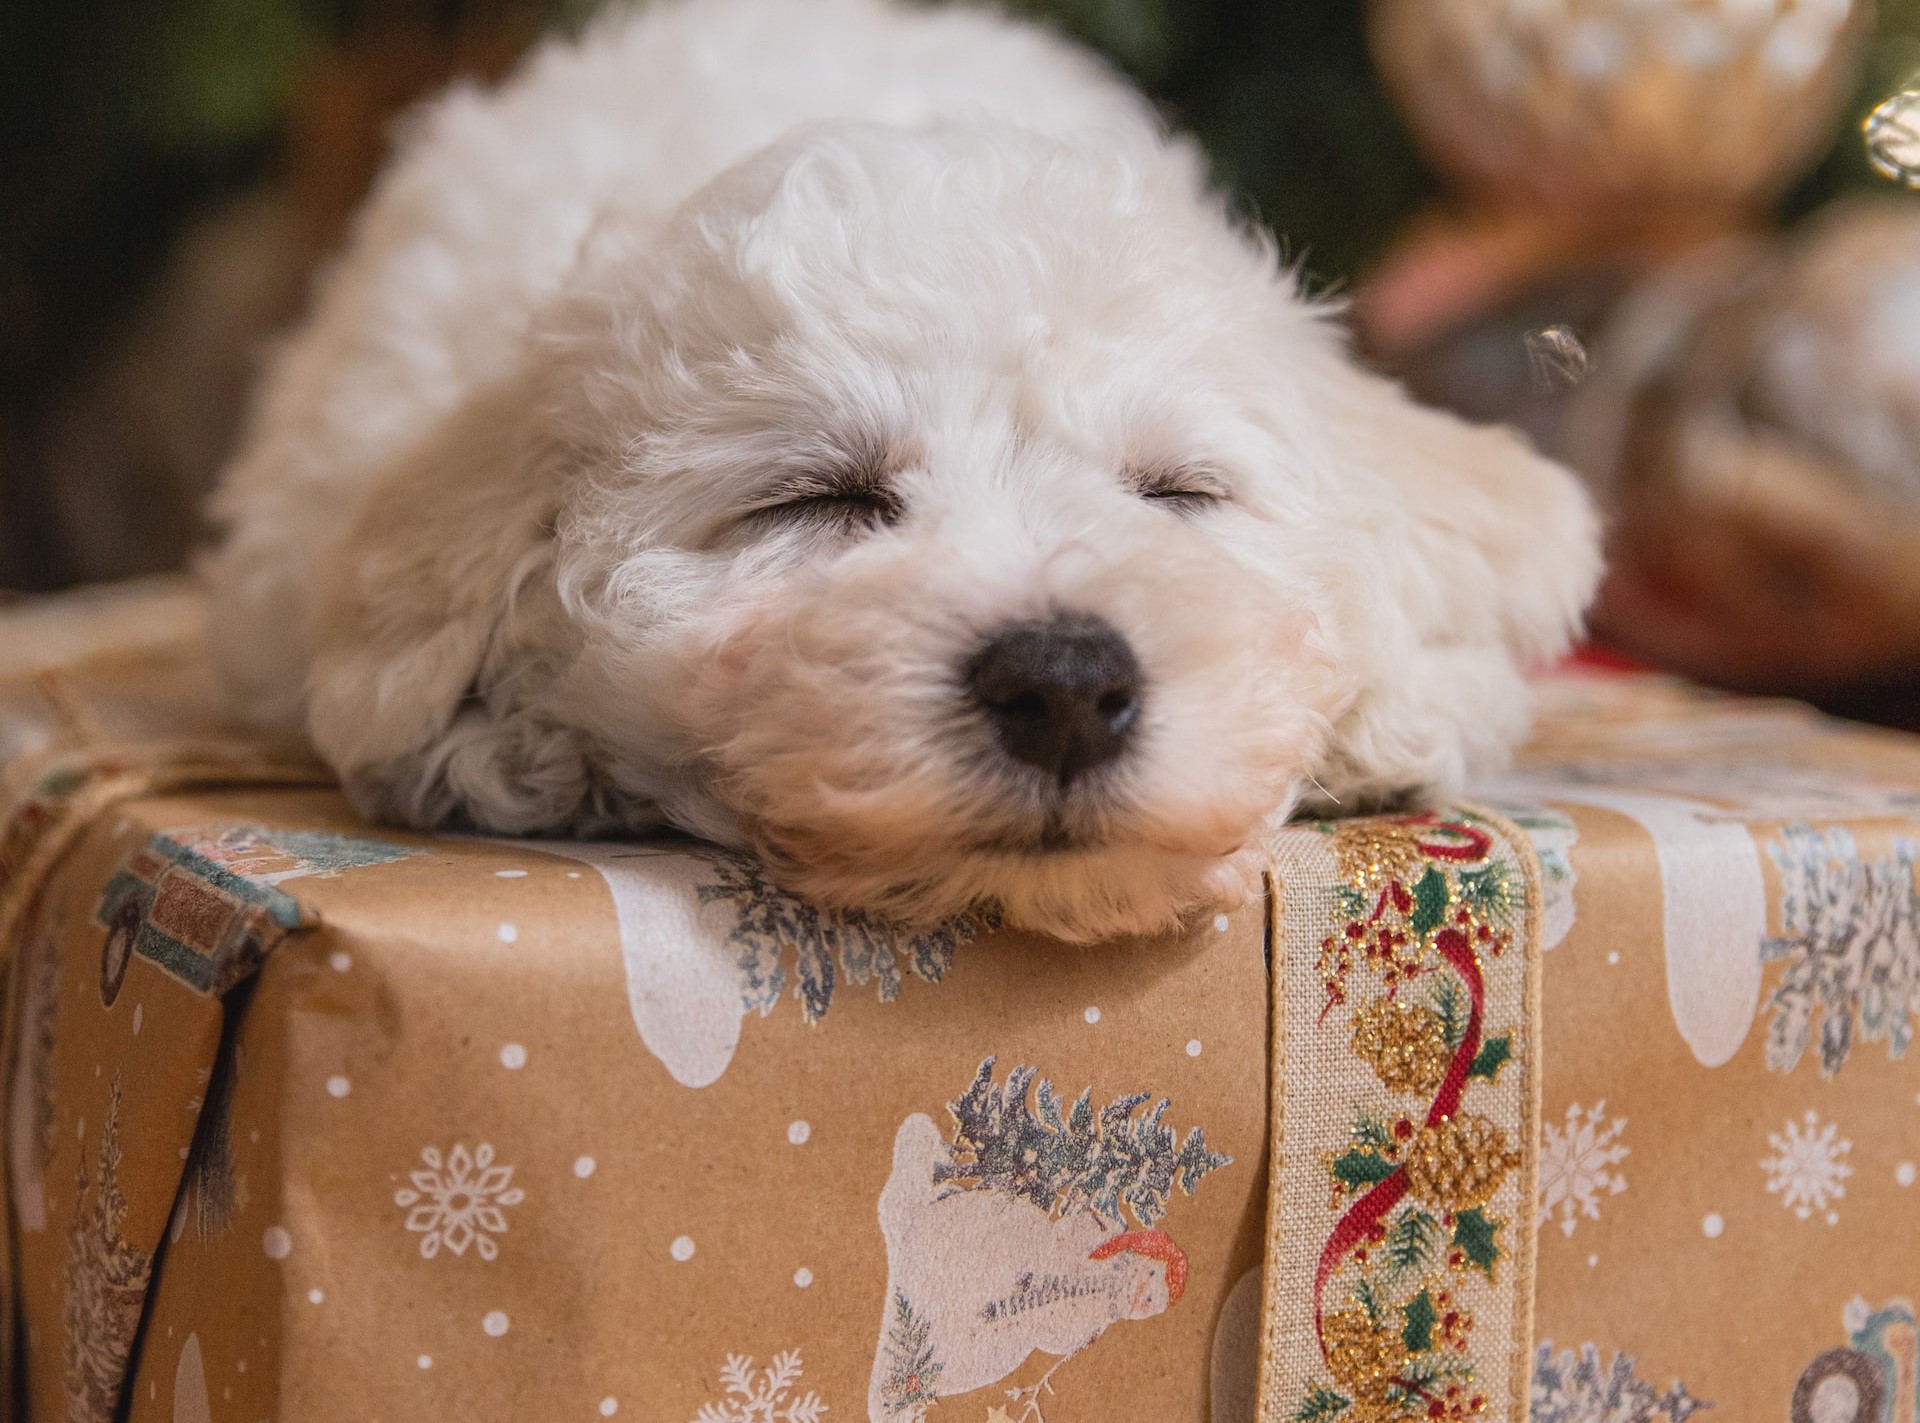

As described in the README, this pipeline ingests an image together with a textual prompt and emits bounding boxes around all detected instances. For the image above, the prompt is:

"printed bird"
[869,1114,1187,1420]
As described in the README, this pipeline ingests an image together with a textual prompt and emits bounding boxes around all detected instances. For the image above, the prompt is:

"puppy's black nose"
[967,613,1142,784]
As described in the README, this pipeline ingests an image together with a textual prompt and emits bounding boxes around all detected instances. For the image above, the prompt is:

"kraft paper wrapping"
[2,582,1918,1423]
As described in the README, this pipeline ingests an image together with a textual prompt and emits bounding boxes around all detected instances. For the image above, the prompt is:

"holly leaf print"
[1409,867,1450,939]
[1401,1287,1437,1354]
[1468,1035,1512,1083]
[1451,1206,1503,1279]
[1332,1149,1398,1191]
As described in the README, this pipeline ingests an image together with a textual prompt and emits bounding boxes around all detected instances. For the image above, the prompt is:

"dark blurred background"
[2,0,1919,718]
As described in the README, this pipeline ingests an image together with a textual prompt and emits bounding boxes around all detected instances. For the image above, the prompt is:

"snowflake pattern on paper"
[1763,823,1920,1077]
[1761,1110,1853,1221]
[392,1143,525,1261]
[1537,1101,1628,1237]
[1530,1342,1711,1423]
[693,1351,826,1423]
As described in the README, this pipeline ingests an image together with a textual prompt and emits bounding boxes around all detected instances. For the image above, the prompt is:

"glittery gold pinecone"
[1346,1399,1425,1423]
[1321,1305,1412,1407]
[1404,1113,1520,1212]
[1331,822,1428,896]
[1351,998,1451,1096]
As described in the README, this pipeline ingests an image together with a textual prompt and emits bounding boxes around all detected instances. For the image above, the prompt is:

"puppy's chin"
[754,828,1270,944]
[657,522,1330,942]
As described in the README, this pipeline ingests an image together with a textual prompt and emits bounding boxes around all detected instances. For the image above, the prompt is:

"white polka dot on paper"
[497,923,517,943]
[599,1401,619,1418]
[1084,1006,1101,1025]
[494,869,527,879]
[1586,1254,1598,1268]
[178,1146,189,1160]
[307,1289,324,1304]
[1607,951,1620,965]
[573,1155,597,1178]
[1186,1039,1203,1058]
[568,871,582,879]
[325,1076,351,1098]
[249,1129,261,1144]
[1827,1211,1841,1226]
[131,1003,143,1035]
[1702,1212,1724,1238]
[417,1355,432,1370]
[237,1361,247,1374]
[328,951,352,973]
[1212,914,1231,933]
[1898,1162,1917,1187]
[262,1226,292,1260]
[794,1267,814,1288]
[499,1043,528,1070]
[483,1310,510,1337]
[670,1235,695,1262]
[787,1120,811,1146]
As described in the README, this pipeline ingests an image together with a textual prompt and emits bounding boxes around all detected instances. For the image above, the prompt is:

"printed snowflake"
[1763,823,1920,1076]
[1537,1101,1628,1237]
[1760,1110,1853,1221]
[393,1143,525,1260]
[692,1351,826,1423]
[1531,1342,1711,1423]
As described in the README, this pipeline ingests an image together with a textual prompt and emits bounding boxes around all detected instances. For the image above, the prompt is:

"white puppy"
[205,0,1600,941]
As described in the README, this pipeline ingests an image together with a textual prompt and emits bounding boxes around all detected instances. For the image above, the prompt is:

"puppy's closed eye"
[1126,462,1230,516]
[737,445,907,539]
[747,479,903,532]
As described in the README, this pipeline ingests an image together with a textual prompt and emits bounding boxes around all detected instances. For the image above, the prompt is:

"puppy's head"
[310,122,1598,941]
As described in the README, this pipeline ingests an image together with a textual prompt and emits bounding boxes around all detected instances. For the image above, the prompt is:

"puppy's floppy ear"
[1305,348,1603,802]
[305,380,604,833]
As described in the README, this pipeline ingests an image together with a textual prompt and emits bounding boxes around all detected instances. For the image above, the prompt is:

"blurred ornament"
[1368,0,1874,221]
[1561,201,1920,696]
[1865,83,1920,186]
[1525,323,1594,390]
[1739,202,1920,513]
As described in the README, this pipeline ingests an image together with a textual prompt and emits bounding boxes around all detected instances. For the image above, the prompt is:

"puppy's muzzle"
[966,612,1142,785]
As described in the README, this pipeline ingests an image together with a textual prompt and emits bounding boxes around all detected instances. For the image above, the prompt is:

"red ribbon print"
[1313,926,1485,1357]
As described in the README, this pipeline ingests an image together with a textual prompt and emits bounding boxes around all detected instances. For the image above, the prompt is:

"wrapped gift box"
[2,583,1917,1423]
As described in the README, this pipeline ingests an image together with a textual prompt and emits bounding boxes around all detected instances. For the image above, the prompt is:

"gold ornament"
[1404,1113,1521,1212]
[1866,85,1920,188]
[1565,201,1920,691]
[1352,998,1452,1095]
[1369,0,1873,220]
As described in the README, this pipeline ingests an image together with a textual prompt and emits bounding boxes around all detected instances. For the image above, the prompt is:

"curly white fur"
[205,0,1601,941]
